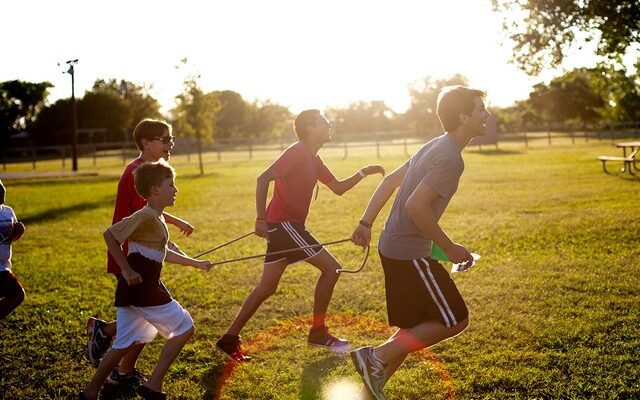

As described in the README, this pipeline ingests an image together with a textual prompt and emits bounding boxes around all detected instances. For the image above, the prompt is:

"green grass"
[1,140,639,399]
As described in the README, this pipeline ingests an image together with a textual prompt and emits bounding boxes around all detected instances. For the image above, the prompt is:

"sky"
[0,0,605,115]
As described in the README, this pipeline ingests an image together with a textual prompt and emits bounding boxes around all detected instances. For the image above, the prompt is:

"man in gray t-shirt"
[378,132,463,260]
[349,86,491,400]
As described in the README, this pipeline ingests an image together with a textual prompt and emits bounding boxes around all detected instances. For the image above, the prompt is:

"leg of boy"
[81,346,132,399]
[0,272,25,320]
[305,250,341,329]
[142,326,194,393]
[0,289,24,319]
[226,259,288,336]
[305,250,350,350]
[374,318,469,363]
[119,343,145,372]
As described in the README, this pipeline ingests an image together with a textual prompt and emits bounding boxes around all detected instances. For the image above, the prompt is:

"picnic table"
[597,140,640,175]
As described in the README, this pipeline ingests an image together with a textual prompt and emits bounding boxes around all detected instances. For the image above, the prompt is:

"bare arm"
[164,248,212,271]
[351,162,408,247]
[103,230,142,285]
[11,221,25,242]
[326,165,385,195]
[405,183,472,264]
[163,212,194,236]
[255,167,278,238]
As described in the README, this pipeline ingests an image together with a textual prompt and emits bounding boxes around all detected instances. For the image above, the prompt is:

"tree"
[527,68,605,126]
[29,99,72,146]
[211,90,248,140]
[171,78,219,144]
[326,100,395,135]
[29,78,162,146]
[244,100,292,138]
[590,67,640,122]
[0,80,52,147]
[170,76,220,175]
[91,79,162,138]
[493,0,640,75]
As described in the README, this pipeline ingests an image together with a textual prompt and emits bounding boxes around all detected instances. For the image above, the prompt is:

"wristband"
[358,170,366,178]
[359,219,371,228]
[256,218,266,222]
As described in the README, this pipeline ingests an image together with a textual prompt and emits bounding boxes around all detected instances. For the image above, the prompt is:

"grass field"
[0,140,639,399]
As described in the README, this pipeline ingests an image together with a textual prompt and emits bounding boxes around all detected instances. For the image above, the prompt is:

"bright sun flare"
[322,378,363,400]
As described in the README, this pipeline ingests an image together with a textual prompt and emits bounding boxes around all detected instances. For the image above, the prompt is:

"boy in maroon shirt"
[86,119,194,386]
[216,109,385,361]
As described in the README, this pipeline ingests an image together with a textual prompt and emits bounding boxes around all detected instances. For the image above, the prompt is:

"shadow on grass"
[21,196,113,225]
[201,362,230,400]
[5,175,118,187]
[299,354,345,400]
[466,148,523,156]
[97,382,140,400]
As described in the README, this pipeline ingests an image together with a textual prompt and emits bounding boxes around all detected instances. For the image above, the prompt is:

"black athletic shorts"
[380,251,468,329]
[0,271,24,299]
[265,222,323,264]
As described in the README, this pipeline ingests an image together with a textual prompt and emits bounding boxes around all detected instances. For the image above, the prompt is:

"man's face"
[144,129,174,161]
[308,114,333,143]
[465,97,491,136]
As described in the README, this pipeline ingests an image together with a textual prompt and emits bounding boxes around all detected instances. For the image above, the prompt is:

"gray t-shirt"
[378,134,464,260]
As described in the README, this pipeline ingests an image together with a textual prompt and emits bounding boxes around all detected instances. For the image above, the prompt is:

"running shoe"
[106,368,147,386]
[216,334,251,362]
[308,326,350,352]
[351,346,387,400]
[86,317,111,368]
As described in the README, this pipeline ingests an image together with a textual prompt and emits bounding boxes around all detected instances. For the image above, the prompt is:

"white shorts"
[113,299,194,349]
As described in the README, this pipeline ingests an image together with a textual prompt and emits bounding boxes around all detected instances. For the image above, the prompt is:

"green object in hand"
[430,244,450,262]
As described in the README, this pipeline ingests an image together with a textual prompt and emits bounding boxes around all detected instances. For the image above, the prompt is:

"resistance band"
[194,233,369,274]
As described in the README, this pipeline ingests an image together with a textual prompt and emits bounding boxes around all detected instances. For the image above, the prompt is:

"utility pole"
[65,59,79,171]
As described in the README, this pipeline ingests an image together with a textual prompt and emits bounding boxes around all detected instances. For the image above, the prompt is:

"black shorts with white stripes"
[264,222,323,264]
[380,251,468,329]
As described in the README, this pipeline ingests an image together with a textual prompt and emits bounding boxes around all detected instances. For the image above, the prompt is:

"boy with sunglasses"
[86,119,195,386]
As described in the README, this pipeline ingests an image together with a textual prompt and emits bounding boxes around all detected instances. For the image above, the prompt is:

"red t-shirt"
[266,141,336,224]
[107,157,147,274]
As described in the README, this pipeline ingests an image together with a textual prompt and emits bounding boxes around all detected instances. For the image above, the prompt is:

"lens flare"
[212,314,456,400]
[321,378,362,400]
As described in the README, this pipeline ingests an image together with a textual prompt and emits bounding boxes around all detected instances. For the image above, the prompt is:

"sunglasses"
[150,135,174,144]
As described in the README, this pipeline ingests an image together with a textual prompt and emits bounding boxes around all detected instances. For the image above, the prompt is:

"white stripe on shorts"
[282,222,315,257]
[412,258,456,327]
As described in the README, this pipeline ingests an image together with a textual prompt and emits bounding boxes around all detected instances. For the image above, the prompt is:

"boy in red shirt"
[216,109,385,361]
[86,119,194,386]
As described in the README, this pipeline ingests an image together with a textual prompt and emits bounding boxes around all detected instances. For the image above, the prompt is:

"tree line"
[2,65,639,151]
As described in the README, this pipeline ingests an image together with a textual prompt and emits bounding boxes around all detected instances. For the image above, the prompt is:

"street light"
[64,59,79,171]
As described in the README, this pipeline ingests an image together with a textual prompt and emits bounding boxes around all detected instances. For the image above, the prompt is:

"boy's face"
[154,176,178,207]
[462,97,491,136]
[143,129,174,161]
[308,114,333,143]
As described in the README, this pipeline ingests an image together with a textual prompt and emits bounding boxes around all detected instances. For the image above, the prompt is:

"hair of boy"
[133,118,173,151]
[293,109,321,140]
[436,86,486,132]
[133,160,176,199]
